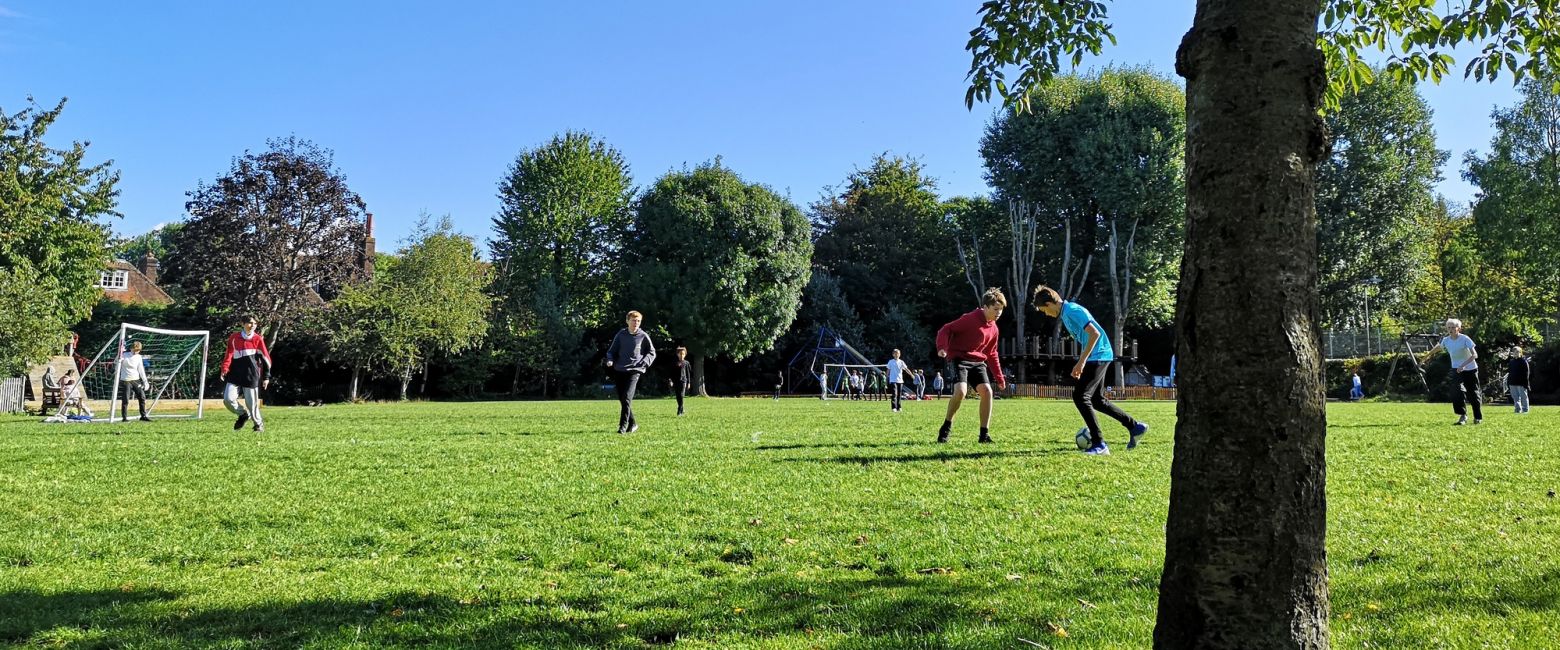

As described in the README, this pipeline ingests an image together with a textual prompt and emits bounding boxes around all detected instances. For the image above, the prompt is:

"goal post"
[820,363,888,400]
[78,323,211,422]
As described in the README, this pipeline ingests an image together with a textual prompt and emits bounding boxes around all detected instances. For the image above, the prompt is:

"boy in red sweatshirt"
[934,287,1007,443]
[221,315,273,432]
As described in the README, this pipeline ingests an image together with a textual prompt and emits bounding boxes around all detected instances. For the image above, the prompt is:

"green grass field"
[2,398,1557,649]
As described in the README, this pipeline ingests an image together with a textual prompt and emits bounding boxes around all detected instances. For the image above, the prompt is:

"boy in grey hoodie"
[606,310,657,433]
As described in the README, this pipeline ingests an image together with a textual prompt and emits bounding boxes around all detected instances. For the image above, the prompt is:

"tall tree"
[625,161,812,395]
[170,136,368,344]
[966,1,1560,647]
[1463,78,1560,341]
[982,68,1186,385]
[0,99,119,376]
[328,216,491,400]
[812,155,960,358]
[1316,73,1445,326]
[943,195,1010,306]
[489,131,634,396]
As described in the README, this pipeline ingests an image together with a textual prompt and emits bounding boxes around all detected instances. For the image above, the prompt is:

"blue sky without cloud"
[0,1,1521,251]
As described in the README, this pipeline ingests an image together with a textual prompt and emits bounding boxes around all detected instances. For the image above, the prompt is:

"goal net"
[820,363,888,400]
[74,324,210,422]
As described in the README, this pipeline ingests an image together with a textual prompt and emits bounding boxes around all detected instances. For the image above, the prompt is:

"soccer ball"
[1075,426,1094,450]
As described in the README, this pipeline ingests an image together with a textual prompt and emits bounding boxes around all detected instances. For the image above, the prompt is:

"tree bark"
[1155,2,1331,649]
[693,354,709,397]
[349,365,360,402]
[399,367,411,401]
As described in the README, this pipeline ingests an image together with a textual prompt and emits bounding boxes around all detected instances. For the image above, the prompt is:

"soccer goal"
[820,363,888,400]
[75,324,211,422]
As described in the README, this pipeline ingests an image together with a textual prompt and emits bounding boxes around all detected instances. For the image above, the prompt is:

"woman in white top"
[118,340,152,422]
[1423,318,1482,425]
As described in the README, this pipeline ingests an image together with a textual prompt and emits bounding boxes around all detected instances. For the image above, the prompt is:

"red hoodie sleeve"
[257,335,274,378]
[936,320,954,354]
[983,336,1004,385]
[220,333,235,377]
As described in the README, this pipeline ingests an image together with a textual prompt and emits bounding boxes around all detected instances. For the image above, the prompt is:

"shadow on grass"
[0,569,1127,648]
[784,448,1074,465]
[752,441,927,451]
[1340,567,1560,646]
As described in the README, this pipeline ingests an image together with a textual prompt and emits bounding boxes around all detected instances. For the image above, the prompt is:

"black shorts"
[946,359,992,387]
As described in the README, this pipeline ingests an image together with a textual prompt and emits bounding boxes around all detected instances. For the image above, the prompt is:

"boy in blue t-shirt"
[1033,285,1148,455]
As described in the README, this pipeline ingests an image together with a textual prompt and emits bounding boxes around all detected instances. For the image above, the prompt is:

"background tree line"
[6,72,1558,404]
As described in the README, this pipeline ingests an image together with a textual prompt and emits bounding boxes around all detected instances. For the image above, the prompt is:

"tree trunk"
[399,368,411,401]
[510,359,521,396]
[419,362,428,396]
[1155,2,1331,649]
[349,365,360,402]
[693,354,709,397]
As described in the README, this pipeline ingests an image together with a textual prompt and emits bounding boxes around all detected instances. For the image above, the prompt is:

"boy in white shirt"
[885,349,908,412]
[118,340,152,422]
[1423,318,1482,425]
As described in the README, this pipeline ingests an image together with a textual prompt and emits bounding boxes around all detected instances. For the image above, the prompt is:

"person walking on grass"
[670,346,691,416]
[1033,286,1148,455]
[1509,344,1531,415]
[913,369,926,400]
[221,315,272,432]
[1423,318,1482,425]
[885,349,909,412]
[934,287,1007,444]
[932,371,945,399]
[1350,368,1364,401]
[606,310,656,434]
[117,340,152,422]
[774,370,784,400]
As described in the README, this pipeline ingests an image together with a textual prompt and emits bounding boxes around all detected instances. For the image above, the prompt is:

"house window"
[98,270,129,290]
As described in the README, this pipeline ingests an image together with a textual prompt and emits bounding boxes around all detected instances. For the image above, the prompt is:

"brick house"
[98,252,173,306]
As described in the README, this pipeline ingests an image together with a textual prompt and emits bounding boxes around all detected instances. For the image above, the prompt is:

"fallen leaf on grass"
[390,607,405,617]
[616,623,628,629]
[783,537,798,545]
[1048,621,1069,637]
[917,567,952,575]
[749,518,764,526]
[853,535,869,546]
[1077,598,1096,609]
[1006,573,1023,581]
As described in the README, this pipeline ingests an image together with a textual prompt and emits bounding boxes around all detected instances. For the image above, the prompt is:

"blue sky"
[0,1,1521,250]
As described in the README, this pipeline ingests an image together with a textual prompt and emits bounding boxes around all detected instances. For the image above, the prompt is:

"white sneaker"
[1454,416,1467,426]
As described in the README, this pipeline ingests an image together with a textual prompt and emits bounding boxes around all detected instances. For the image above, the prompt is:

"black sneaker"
[978,434,994,444]
[936,423,951,444]
[628,423,639,433]
[139,416,152,422]
[234,413,249,430]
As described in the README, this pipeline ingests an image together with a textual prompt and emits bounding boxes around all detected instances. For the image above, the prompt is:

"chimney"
[361,212,376,280]
[138,251,159,285]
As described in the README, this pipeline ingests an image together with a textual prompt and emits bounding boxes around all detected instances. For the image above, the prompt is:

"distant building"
[97,252,173,306]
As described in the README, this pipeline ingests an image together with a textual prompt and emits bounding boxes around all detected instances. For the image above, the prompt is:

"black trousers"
[889,382,902,409]
[1452,368,1483,420]
[1074,361,1138,445]
[673,381,686,414]
[119,380,147,419]
[615,371,641,430]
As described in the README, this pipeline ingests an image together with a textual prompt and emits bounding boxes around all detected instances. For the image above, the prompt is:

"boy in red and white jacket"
[934,287,1007,443]
[221,315,273,432]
